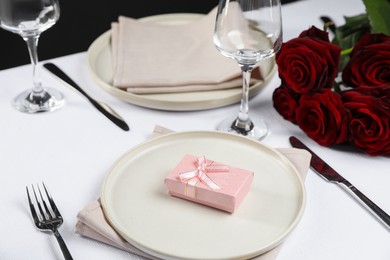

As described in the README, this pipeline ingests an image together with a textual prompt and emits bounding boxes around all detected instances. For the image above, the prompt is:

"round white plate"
[101,131,306,260]
[87,14,276,111]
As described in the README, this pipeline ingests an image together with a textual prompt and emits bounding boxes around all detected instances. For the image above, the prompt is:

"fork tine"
[38,183,54,219]
[26,186,40,225]
[32,184,47,221]
[42,182,61,217]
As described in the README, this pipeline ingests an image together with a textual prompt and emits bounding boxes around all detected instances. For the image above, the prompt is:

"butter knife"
[289,136,390,229]
[44,63,129,131]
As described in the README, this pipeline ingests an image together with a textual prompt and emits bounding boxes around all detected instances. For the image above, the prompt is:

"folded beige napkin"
[76,126,311,260]
[110,7,263,94]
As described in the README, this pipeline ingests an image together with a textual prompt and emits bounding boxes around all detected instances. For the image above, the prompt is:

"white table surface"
[1,0,390,259]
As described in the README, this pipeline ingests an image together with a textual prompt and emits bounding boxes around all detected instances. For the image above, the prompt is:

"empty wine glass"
[214,0,282,139]
[0,0,64,113]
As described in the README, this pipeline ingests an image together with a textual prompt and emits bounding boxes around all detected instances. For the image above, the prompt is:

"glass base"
[13,87,64,113]
[217,115,269,140]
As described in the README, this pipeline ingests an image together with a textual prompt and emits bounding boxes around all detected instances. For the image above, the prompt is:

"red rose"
[276,26,341,94]
[342,33,390,88]
[347,85,390,117]
[272,84,300,123]
[295,90,349,146]
[342,89,390,156]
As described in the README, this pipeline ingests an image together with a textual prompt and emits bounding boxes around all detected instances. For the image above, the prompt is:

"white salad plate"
[87,13,276,111]
[101,131,306,260]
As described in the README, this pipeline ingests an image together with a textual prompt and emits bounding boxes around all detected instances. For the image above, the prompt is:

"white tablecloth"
[1,0,389,259]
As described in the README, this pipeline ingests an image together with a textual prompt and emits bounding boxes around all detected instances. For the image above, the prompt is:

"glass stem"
[239,66,252,121]
[232,64,254,132]
[23,35,44,96]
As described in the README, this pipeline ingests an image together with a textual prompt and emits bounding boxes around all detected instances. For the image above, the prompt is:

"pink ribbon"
[179,156,229,192]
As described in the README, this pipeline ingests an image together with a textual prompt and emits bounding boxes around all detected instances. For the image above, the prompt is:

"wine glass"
[214,0,282,139]
[0,0,64,113]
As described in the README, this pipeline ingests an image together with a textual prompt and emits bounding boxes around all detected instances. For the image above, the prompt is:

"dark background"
[0,0,299,70]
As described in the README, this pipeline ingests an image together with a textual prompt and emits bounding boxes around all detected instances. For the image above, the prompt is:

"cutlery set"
[27,62,128,259]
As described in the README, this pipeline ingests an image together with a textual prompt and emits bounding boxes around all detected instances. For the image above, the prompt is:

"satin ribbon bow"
[179,156,229,193]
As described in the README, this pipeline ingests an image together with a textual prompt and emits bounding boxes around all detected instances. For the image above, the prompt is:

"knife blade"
[44,63,129,131]
[289,136,390,230]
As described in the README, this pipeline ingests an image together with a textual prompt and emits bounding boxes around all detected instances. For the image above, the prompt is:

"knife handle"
[339,180,390,229]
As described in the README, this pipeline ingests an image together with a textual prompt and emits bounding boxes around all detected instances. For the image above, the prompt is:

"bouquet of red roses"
[272,1,390,156]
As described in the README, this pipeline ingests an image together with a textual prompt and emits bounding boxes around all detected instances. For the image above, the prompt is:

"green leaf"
[362,0,390,35]
[333,14,370,50]
[332,14,371,70]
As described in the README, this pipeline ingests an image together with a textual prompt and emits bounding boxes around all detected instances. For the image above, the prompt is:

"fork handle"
[53,229,73,260]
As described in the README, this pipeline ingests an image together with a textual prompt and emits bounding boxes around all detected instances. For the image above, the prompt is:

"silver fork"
[26,183,73,260]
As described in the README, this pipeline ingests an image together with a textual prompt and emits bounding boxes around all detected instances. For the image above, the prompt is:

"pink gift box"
[164,154,254,213]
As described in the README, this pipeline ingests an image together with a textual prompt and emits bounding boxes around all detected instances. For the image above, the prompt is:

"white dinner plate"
[101,131,306,260]
[87,13,276,111]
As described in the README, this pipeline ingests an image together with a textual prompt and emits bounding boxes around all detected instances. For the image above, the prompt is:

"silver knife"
[44,63,129,131]
[289,136,390,230]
